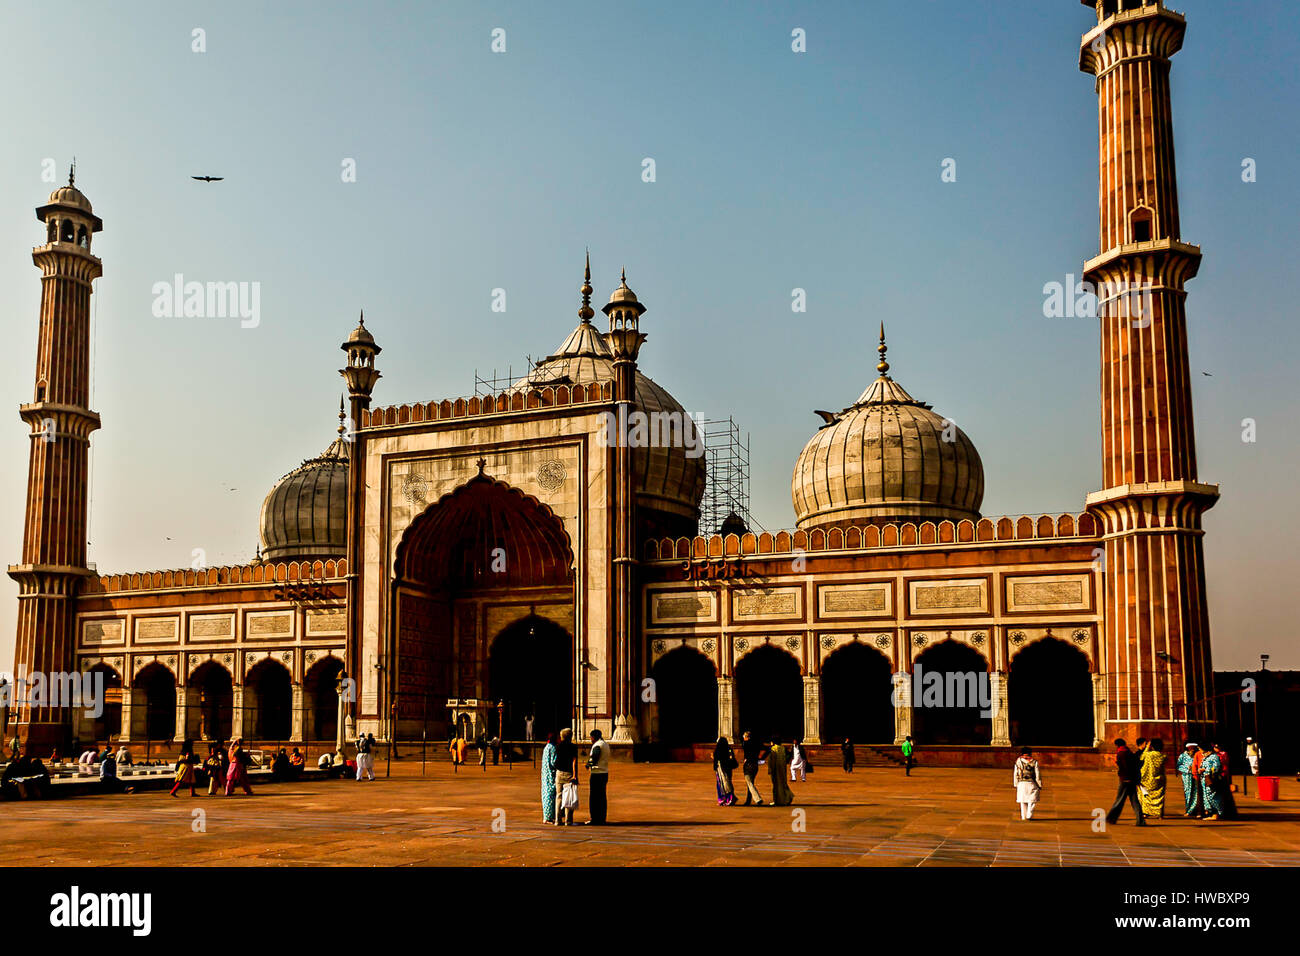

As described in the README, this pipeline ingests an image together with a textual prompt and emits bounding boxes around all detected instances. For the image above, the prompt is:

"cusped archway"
[911,640,990,745]
[734,643,803,743]
[1009,637,1093,745]
[245,658,292,742]
[488,615,573,740]
[821,641,893,744]
[651,646,718,746]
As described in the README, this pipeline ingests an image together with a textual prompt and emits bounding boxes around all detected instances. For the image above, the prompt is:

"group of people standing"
[1108,737,1239,826]
[710,732,811,807]
[540,728,610,826]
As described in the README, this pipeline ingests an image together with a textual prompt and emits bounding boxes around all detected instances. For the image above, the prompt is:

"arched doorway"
[1009,638,1094,745]
[88,663,123,743]
[911,641,991,745]
[821,642,894,744]
[132,663,176,742]
[489,615,572,740]
[393,473,575,741]
[304,657,345,743]
[734,644,803,743]
[188,661,233,743]
[652,646,718,746]
[245,659,292,741]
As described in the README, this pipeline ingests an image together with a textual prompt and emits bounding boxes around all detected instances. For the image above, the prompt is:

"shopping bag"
[561,780,580,810]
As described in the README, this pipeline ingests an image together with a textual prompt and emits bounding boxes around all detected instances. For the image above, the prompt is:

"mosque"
[8,0,1219,760]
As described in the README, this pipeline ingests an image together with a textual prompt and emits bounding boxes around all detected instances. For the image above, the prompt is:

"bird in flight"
[191,175,224,182]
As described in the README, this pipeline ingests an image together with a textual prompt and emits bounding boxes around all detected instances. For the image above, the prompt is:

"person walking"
[540,732,558,824]
[490,735,501,766]
[841,737,855,773]
[1138,738,1167,819]
[739,730,766,806]
[356,733,376,781]
[1245,737,1261,775]
[767,737,795,806]
[901,735,915,775]
[790,738,808,783]
[1105,738,1145,826]
[713,736,737,806]
[476,732,488,769]
[1012,747,1041,820]
[203,745,223,796]
[553,728,578,826]
[225,738,253,796]
[1176,742,1202,817]
[585,729,610,825]
[170,741,198,797]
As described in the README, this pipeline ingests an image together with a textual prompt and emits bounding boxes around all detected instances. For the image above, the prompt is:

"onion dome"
[511,257,704,522]
[259,403,350,562]
[791,325,983,530]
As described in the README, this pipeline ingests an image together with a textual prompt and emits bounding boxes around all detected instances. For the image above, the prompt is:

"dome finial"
[876,322,890,377]
[68,157,76,187]
[578,249,594,322]
[337,394,346,436]
[358,308,365,327]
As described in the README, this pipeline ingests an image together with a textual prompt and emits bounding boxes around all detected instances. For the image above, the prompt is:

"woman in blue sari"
[540,732,558,823]
[1198,743,1224,820]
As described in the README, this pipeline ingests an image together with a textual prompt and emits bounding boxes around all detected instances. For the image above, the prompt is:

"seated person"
[269,748,292,782]
[115,745,133,767]
[99,751,135,794]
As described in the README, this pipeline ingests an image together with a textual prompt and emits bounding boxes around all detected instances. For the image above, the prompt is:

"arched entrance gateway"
[245,659,292,741]
[1008,637,1093,746]
[131,662,176,742]
[651,646,718,746]
[821,642,894,744]
[392,471,576,742]
[910,640,991,746]
[303,656,345,743]
[187,661,233,743]
[734,644,803,743]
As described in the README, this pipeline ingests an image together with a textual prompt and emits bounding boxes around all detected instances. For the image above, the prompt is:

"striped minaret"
[7,168,103,752]
[1078,1,1219,742]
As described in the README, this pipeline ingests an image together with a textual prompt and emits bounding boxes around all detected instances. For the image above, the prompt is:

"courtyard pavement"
[3,760,1298,867]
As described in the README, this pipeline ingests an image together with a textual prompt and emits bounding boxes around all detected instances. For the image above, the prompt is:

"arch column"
[174,686,190,743]
[1091,673,1107,747]
[291,683,304,742]
[801,676,821,744]
[717,676,734,741]
[989,671,1010,746]
[891,671,912,744]
[119,685,134,743]
[231,685,244,739]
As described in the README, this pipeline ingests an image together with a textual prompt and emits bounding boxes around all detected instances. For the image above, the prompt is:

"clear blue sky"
[1,1,1296,670]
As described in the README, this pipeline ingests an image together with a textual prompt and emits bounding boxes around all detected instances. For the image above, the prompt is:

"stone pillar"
[891,671,912,745]
[1091,673,1107,748]
[717,676,734,741]
[231,685,244,739]
[118,685,134,743]
[291,683,304,742]
[801,676,821,744]
[989,671,1010,747]
[174,686,190,743]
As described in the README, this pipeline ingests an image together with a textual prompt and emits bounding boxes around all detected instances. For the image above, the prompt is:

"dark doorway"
[911,641,991,745]
[189,662,233,743]
[246,659,292,741]
[734,644,803,743]
[489,615,572,740]
[822,642,894,744]
[1009,638,1094,745]
[90,664,123,743]
[652,647,718,745]
[135,663,176,741]
[304,657,345,742]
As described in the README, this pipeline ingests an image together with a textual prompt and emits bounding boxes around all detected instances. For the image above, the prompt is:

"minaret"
[340,312,380,740]
[8,167,104,752]
[603,265,646,744]
[1078,1,1219,742]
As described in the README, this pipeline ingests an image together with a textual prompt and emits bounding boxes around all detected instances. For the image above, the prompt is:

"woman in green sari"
[1138,738,1167,818]
[767,737,794,806]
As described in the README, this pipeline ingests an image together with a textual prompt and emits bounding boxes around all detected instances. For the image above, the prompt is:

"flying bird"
[1201,371,1213,376]
[191,175,224,182]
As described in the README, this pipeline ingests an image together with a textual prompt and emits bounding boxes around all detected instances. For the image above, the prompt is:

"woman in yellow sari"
[1138,738,1167,818]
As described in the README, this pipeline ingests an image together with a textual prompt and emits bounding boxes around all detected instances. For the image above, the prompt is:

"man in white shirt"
[585,729,610,825]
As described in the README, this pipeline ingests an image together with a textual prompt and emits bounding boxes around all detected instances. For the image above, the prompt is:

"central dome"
[259,418,349,562]
[791,330,983,530]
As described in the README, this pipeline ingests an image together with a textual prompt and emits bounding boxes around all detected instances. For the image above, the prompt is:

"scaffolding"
[698,416,753,536]
[472,358,534,398]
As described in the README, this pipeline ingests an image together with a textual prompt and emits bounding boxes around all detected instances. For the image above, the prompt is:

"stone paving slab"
[1,762,1297,867]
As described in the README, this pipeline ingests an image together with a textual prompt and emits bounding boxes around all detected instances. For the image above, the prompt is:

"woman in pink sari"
[225,737,254,796]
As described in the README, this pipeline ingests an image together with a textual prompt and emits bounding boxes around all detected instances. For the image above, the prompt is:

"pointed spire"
[337,394,346,436]
[68,157,76,187]
[876,322,890,377]
[578,249,595,322]
[358,308,365,327]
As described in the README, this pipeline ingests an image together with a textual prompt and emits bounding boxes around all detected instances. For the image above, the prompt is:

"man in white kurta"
[1013,749,1042,820]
